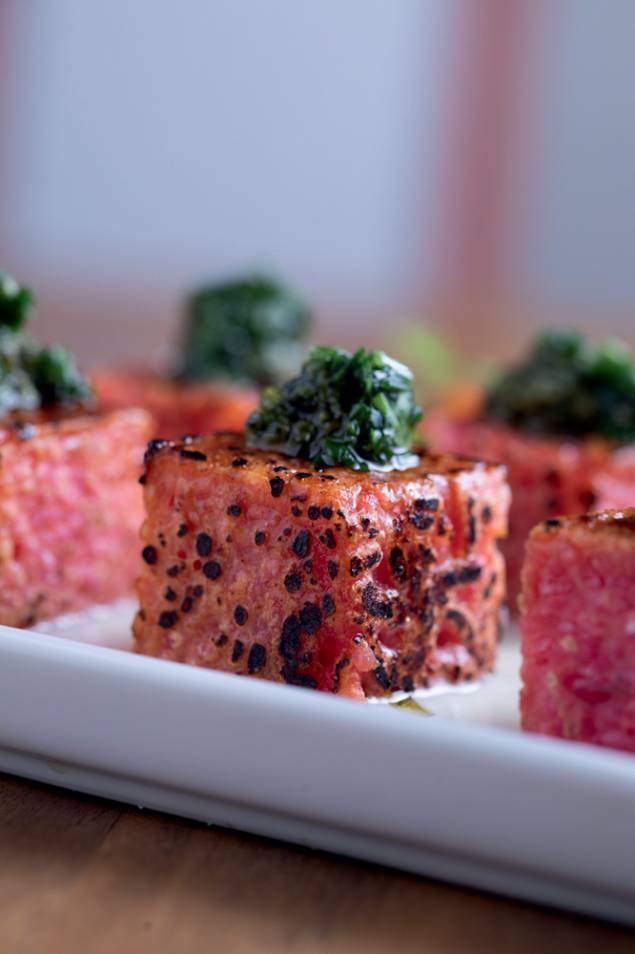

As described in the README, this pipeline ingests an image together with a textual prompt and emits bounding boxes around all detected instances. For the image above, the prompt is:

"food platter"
[1,604,635,926]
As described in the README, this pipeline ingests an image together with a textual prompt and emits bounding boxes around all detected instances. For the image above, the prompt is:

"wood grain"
[0,773,632,954]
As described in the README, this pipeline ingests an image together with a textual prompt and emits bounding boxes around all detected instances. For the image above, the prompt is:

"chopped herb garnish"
[0,270,93,415]
[246,346,423,471]
[485,330,635,443]
[177,272,312,387]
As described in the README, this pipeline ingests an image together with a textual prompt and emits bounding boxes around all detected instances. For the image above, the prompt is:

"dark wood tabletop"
[1,773,633,953]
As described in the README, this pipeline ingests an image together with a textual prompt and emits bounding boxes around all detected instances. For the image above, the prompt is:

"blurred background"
[1,0,634,366]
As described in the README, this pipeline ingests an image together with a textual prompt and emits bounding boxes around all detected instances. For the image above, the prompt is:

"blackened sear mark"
[327,560,339,580]
[410,512,435,531]
[320,529,337,550]
[227,503,242,516]
[234,605,248,626]
[248,643,267,673]
[254,531,265,545]
[442,565,482,587]
[362,584,393,619]
[232,639,245,662]
[164,587,177,602]
[308,505,320,520]
[292,529,311,558]
[321,507,333,519]
[389,547,407,582]
[415,497,439,511]
[333,655,350,692]
[284,571,302,593]
[300,602,322,635]
[203,560,221,580]
[270,476,285,498]
[196,532,212,557]
[322,594,335,617]
[349,556,363,578]
[142,545,158,565]
[446,608,467,630]
[374,663,391,691]
[180,449,207,461]
[291,506,303,517]
[280,614,301,658]
[158,610,178,629]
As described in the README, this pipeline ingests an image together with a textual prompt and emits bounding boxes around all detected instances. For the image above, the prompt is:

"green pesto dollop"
[178,272,312,387]
[485,329,635,444]
[245,346,423,471]
[0,270,93,415]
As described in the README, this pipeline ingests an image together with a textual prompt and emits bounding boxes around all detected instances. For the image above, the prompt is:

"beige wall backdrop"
[0,0,633,368]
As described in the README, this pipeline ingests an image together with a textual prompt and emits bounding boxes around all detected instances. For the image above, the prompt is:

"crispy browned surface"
[134,434,509,698]
[0,407,153,627]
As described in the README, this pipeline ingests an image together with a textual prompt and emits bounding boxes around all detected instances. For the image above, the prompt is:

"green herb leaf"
[178,272,312,387]
[246,346,423,471]
[485,329,635,444]
[0,271,35,331]
[0,270,93,414]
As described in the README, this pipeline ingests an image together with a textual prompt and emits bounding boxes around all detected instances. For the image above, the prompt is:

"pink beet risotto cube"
[0,407,153,627]
[520,509,635,753]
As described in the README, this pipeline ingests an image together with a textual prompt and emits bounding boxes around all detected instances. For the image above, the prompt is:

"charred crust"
[270,476,285,497]
[320,529,337,550]
[227,503,242,516]
[362,583,393,619]
[349,556,363,577]
[299,601,322,635]
[254,531,265,545]
[292,530,311,558]
[203,560,221,580]
[142,545,158,565]
[180,449,207,461]
[284,571,302,593]
[234,605,248,626]
[327,560,339,580]
[322,594,335,617]
[232,457,248,467]
[441,565,482,587]
[248,643,267,673]
[414,497,439,511]
[158,610,178,629]
[232,639,245,662]
[196,532,212,557]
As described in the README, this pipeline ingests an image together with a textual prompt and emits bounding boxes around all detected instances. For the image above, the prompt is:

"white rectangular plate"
[1,605,635,926]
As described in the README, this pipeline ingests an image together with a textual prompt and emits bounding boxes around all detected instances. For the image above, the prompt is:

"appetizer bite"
[0,271,153,627]
[134,347,510,698]
[93,272,311,438]
[520,509,635,754]
[426,331,635,609]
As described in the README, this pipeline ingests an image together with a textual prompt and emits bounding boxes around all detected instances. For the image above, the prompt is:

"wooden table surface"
[1,774,633,953]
